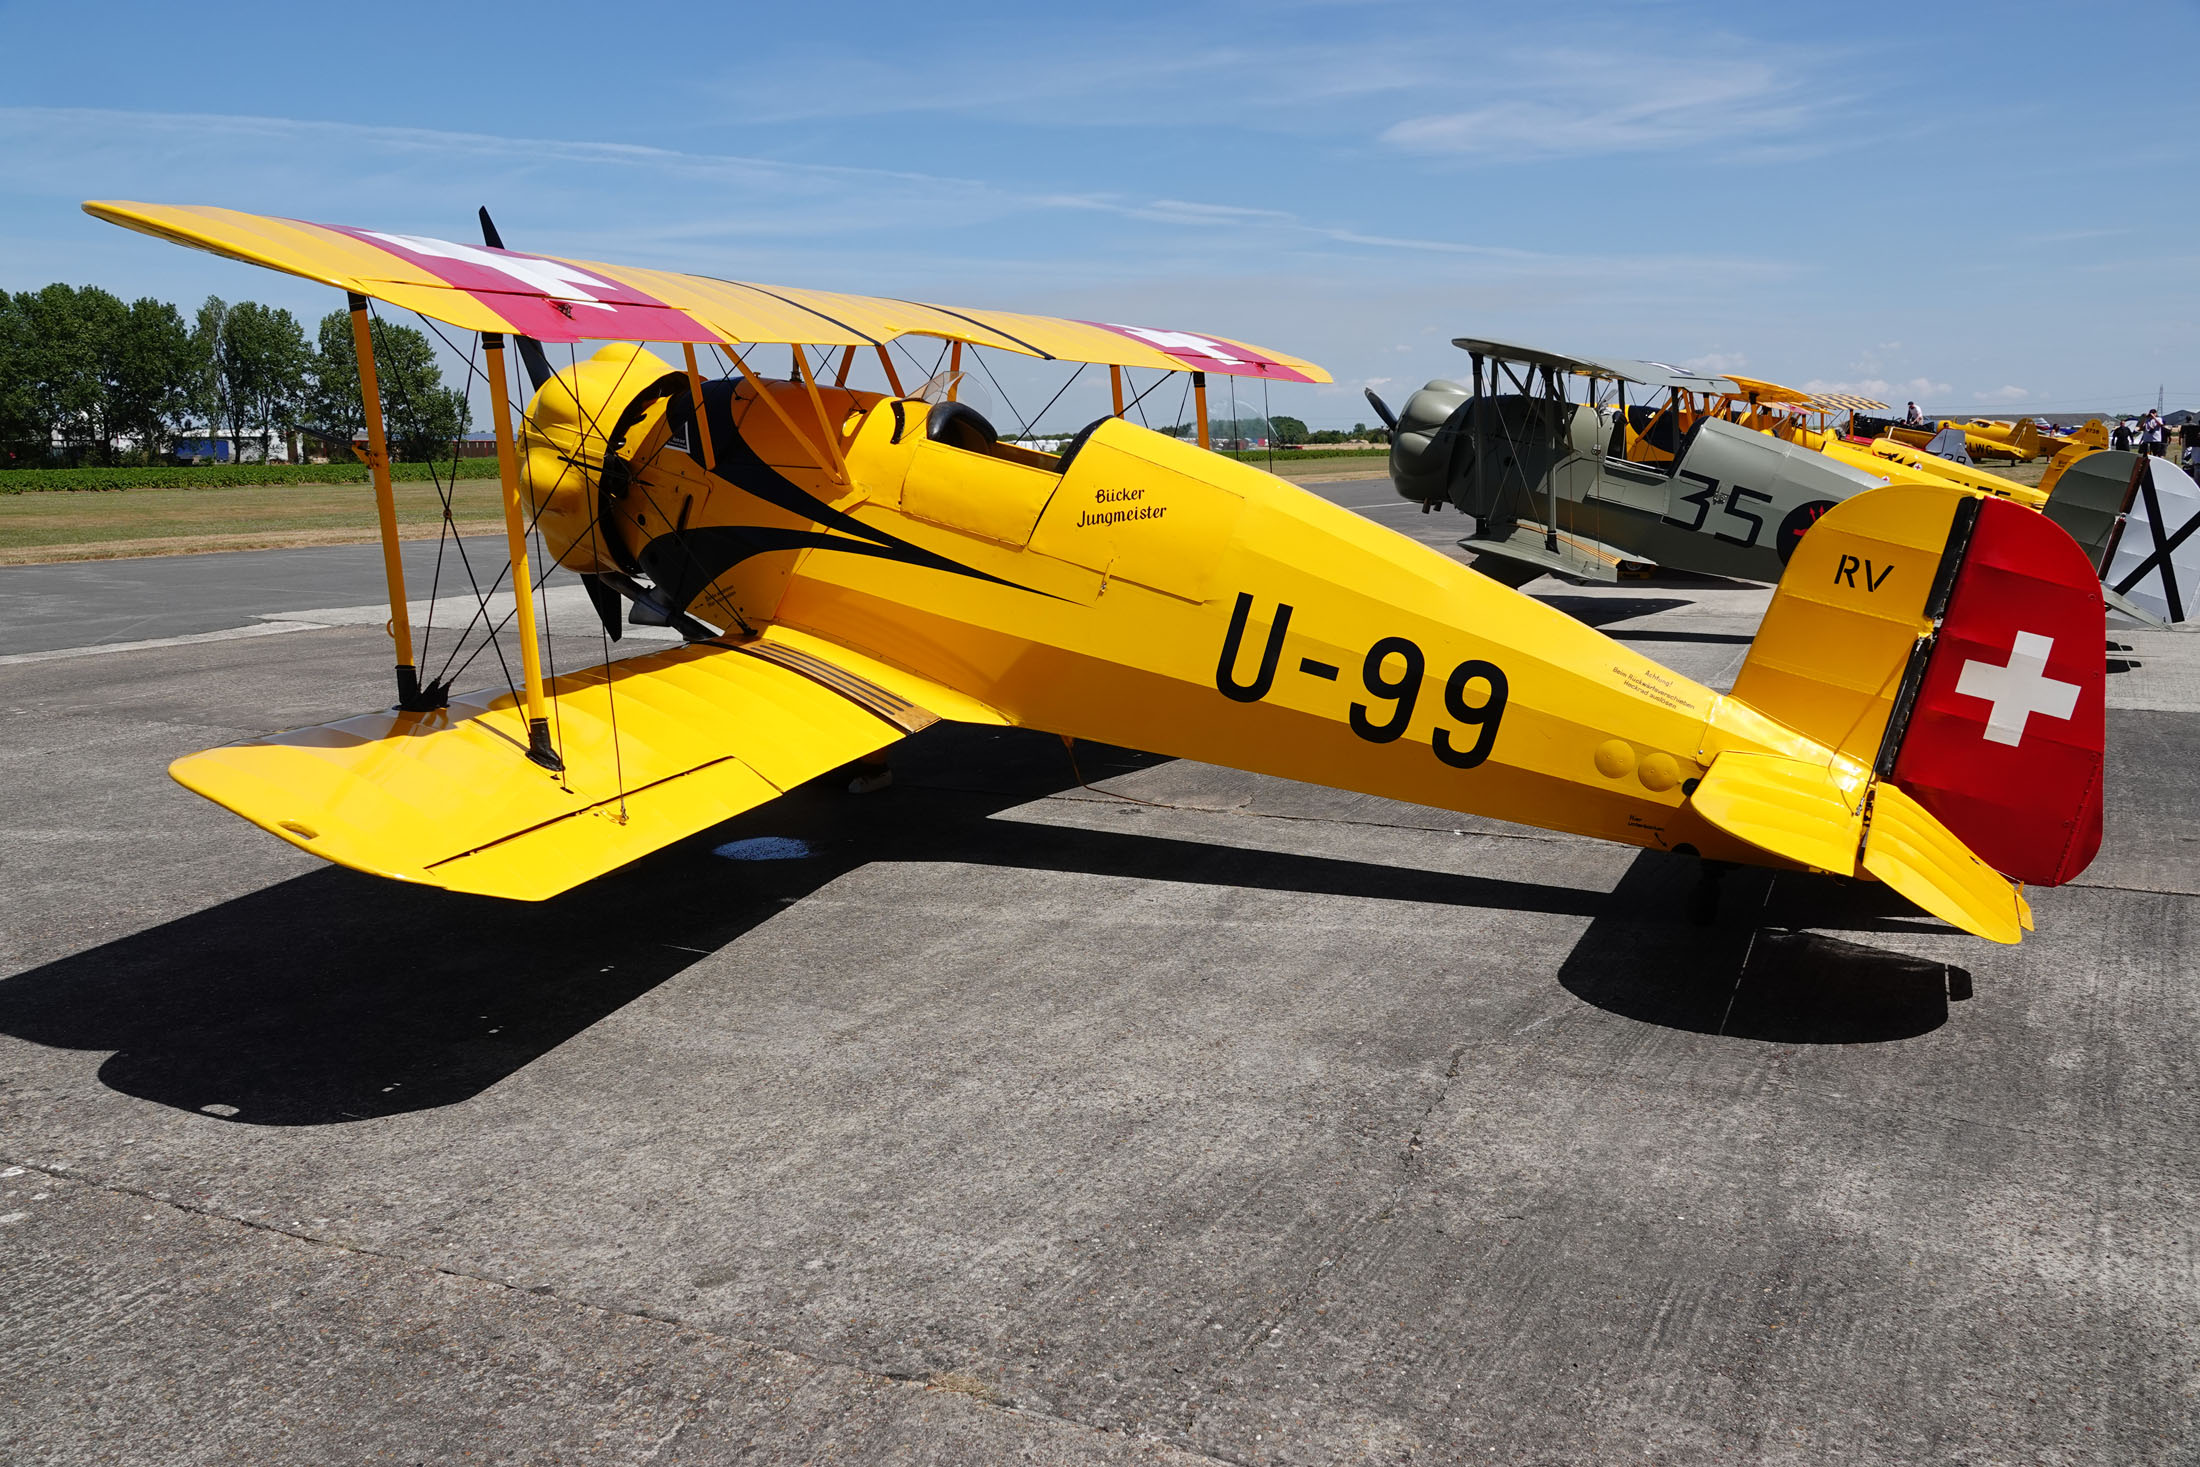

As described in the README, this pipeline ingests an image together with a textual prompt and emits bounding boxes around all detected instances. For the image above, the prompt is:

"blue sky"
[1,0,2192,430]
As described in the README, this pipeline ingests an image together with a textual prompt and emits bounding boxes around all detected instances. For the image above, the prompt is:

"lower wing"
[171,632,980,900]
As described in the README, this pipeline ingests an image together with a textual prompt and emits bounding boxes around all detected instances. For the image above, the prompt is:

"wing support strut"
[349,293,441,712]
[874,345,904,397]
[681,343,717,472]
[1194,371,1210,449]
[719,343,845,485]
[483,332,561,769]
[791,349,852,485]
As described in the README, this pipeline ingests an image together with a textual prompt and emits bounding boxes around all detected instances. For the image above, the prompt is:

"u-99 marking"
[1216,594,1508,769]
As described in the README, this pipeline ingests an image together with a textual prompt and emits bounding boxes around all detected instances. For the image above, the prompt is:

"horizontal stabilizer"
[1860,784,2027,944]
[172,637,943,900]
[1686,752,2025,943]
[1687,752,1865,874]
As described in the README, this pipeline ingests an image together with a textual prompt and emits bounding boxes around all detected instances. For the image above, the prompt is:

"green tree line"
[1156,415,1388,446]
[0,284,470,469]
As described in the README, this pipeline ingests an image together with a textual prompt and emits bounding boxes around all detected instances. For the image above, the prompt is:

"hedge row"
[0,459,504,493]
[1217,447,1390,464]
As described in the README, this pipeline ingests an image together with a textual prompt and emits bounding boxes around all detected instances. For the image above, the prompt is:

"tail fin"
[1725,482,2104,903]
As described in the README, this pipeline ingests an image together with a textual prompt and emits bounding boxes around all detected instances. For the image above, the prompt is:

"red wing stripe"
[318,224,715,344]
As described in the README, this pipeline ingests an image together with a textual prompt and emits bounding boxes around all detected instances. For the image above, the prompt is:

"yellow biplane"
[1877,418,2030,462]
[88,202,2108,944]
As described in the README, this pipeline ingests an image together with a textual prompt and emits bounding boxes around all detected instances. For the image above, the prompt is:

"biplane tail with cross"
[87,201,2102,941]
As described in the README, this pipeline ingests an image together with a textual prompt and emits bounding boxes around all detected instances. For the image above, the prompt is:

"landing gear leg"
[848,749,894,795]
[1690,859,1737,926]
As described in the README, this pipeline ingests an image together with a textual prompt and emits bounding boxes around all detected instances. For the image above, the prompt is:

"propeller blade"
[579,573,624,643]
[476,206,556,394]
[1363,387,1399,432]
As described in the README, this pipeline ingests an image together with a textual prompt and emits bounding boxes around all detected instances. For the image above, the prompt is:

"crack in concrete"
[0,1154,1250,1467]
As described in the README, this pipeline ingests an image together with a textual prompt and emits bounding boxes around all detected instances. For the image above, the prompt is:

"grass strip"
[0,476,510,564]
[1,459,503,493]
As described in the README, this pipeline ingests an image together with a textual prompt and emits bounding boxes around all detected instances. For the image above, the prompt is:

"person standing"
[2141,408,2168,458]
[1904,400,1924,426]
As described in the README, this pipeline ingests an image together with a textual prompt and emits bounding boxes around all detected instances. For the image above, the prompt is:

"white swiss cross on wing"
[364,232,619,312]
[1954,630,2080,747]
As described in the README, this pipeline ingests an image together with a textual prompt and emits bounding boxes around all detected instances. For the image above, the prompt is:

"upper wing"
[1722,373,1814,405]
[84,200,1329,383]
[169,632,993,901]
[1806,392,1890,413]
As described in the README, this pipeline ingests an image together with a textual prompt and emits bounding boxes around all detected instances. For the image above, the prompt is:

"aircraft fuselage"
[521,351,1847,870]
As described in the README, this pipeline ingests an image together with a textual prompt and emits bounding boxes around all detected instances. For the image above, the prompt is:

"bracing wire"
[1020,362,1088,442]
[392,306,520,699]
[1263,377,1274,474]
[892,335,951,391]
[963,346,1031,438]
[1122,368,1167,427]
[509,337,569,790]
[431,329,653,690]
[423,323,498,682]
[570,336,629,823]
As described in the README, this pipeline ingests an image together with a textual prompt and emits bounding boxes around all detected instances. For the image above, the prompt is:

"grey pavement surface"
[2,487,2197,1464]
[0,536,512,657]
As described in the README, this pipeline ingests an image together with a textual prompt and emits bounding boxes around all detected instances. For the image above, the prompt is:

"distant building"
[345,430,499,461]
[172,436,233,464]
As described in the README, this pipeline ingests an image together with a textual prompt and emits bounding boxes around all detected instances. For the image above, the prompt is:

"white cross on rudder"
[1954,630,2080,747]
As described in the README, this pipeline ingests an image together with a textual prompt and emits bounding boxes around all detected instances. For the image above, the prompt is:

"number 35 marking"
[1664,472,1774,548]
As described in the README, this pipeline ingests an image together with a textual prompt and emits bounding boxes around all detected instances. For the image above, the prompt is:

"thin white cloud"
[1975,385,2032,403]
[1380,42,1833,160]
[0,105,1784,290]
[1804,375,1951,401]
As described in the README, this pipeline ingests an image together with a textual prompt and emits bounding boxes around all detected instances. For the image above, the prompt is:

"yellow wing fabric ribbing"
[82,201,1330,383]
[169,640,936,901]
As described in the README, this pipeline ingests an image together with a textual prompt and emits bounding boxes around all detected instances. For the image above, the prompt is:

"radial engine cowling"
[519,342,682,575]
[1388,379,1471,504]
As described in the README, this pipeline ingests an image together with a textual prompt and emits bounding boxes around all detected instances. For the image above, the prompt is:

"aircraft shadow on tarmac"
[1530,595,1693,628]
[1559,852,1967,1044]
[1532,596,1758,648]
[0,726,1965,1126]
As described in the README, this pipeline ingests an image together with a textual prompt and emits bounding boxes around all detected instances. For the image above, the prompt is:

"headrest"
[1055,416,1109,474]
[927,401,998,452]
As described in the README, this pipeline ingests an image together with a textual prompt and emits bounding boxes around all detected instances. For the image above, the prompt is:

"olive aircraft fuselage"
[1371,338,2187,625]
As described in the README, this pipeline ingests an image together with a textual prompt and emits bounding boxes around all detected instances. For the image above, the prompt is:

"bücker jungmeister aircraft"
[86,202,2107,944]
